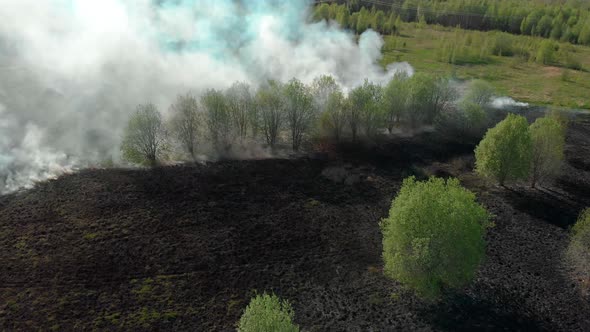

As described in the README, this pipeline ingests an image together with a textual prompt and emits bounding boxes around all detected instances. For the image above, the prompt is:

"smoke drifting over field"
[0,0,413,194]
[491,97,530,109]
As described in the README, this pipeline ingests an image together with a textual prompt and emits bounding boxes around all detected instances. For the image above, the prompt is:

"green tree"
[374,10,386,32]
[463,80,496,107]
[381,177,489,299]
[314,3,330,21]
[256,80,285,148]
[462,103,489,137]
[417,14,427,28]
[383,73,410,132]
[284,78,315,151]
[406,74,457,127]
[121,104,167,166]
[336,5,350,28]
[566,208,590,292]
[311,75,340,113]
[395,16,403,32]
[534,15,553,37]
[475,114,532,186]
[349,80,383,139]
[356,7,370,33]
[579,20,590,45]
[536,40,557,65]
[328,3,338,20]
[349,12,359,32]
[169,94,200,161]
[226,82,254,142]
[490,32,514,56]
[406,74,433,127]
[521,10,543,35]
[529,117,565,188]
[202,89,232,150]
[401,0,418,22]
[320,90,347,141]
[237,293,299,332]
[384,12,398,35]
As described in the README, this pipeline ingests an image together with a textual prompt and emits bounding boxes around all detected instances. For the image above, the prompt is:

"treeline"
[314,0,590,45]
[428,28,583,69]
[120,74,496,165]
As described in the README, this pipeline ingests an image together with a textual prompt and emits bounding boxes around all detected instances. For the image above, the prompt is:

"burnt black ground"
[1,112,589,331]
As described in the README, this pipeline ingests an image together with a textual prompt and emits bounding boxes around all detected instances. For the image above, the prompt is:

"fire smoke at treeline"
[119,73,502,168]
[0,0,518,194]
[0,0,415,194]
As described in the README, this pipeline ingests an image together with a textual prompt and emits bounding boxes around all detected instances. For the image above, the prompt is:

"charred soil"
[1,113,590,331]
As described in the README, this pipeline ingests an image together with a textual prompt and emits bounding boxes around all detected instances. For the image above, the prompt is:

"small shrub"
[381,177,489,299]
[237,293,299,332]
[475,114,532,186]
[561,69,570,82]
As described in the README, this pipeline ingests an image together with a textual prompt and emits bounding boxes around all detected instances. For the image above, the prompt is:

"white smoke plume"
[491,97,530,109]
[0,0,413,194]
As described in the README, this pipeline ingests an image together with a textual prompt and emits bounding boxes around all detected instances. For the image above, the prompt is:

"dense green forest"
[314,0,590,45]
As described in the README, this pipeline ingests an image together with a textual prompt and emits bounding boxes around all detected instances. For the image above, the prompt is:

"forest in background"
[313,0,590,109]
[314,0,590,45]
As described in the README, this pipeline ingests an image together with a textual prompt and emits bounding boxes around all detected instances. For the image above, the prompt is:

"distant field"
[381,23,590,109]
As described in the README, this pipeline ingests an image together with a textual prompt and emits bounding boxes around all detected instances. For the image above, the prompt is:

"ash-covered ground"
[1,112,589,331]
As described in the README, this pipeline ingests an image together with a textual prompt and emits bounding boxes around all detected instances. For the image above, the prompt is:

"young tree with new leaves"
[121,103,167,166]
[381,176,489,299]
[567,208,590,293]
[475,114,532,186]
[320,90,347,141]
[226,82,254,142]
[336,5,350,28]
[311,75,340,113]
[202,89,232,150]
[529,116,565,188]
[407,74,457,127]
[169,94,200,161]
[383,73,410,133]
[464,80,496,107]
[284,78,315,151]
[256,80,285,148]
[349,80,383,139]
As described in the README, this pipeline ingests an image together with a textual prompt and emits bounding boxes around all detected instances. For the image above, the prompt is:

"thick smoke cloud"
[0,0,412,194]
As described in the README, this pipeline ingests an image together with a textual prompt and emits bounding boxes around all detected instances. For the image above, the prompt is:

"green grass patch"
[381,23,590,109]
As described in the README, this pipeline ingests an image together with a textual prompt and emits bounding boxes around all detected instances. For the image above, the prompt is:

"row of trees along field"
[427,28,584,69]
[121,74,498,166]
[314,0,590,45]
